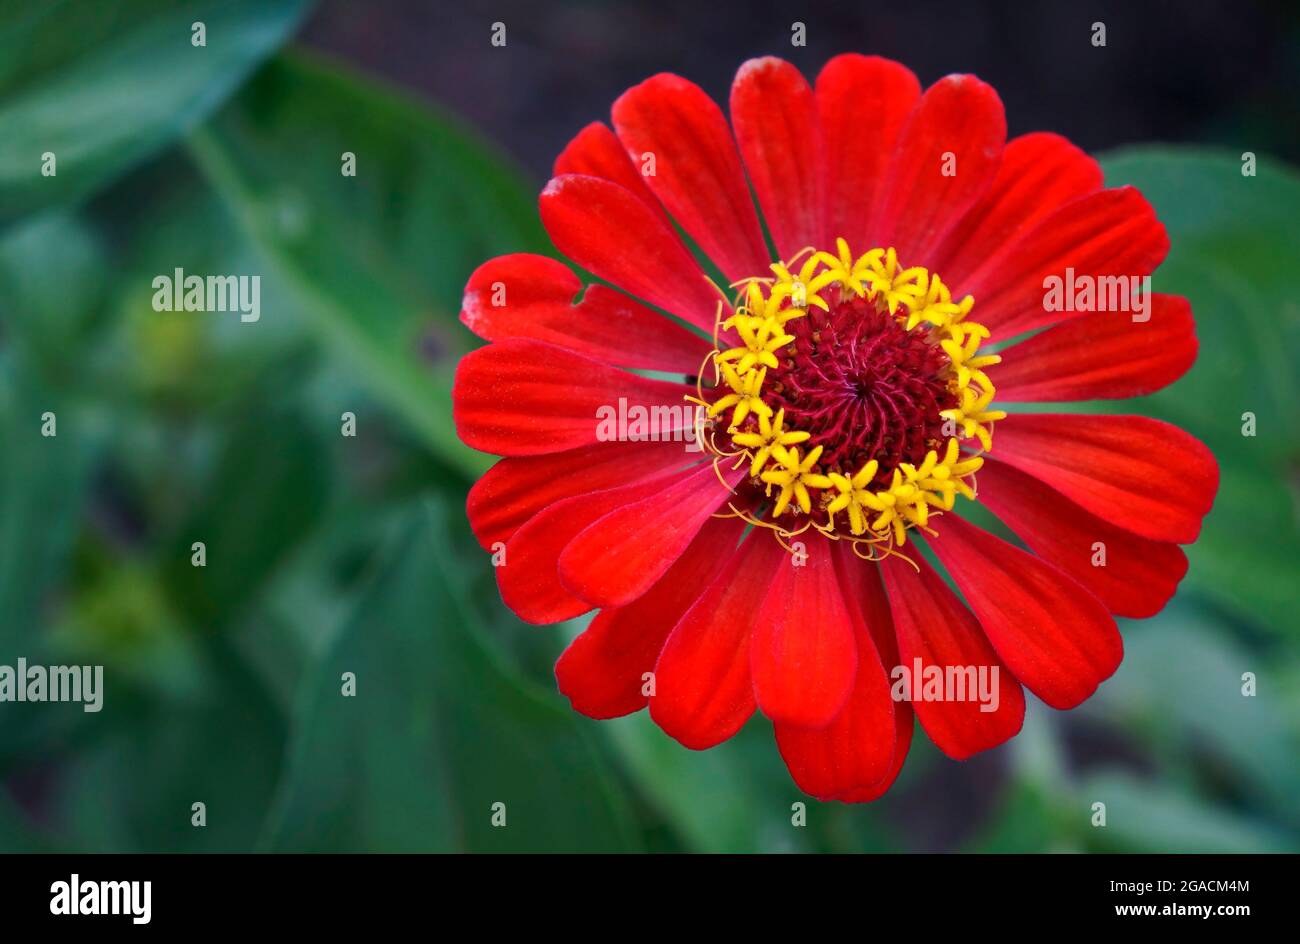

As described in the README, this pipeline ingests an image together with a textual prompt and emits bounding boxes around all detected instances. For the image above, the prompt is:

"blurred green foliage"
[0,2,1297,852]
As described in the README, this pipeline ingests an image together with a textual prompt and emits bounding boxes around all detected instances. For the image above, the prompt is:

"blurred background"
[1,0,1298,852]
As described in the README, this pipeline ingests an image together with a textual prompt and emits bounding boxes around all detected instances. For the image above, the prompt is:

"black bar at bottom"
[0,852,1286,930]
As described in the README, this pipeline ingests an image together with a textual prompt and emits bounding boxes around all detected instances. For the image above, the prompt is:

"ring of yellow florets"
[690,240,1006,555]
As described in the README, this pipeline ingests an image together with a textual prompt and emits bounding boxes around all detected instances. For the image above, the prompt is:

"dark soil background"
[302,0,1300,181]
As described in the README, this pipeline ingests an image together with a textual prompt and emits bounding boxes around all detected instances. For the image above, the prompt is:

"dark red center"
[761,289,957,483]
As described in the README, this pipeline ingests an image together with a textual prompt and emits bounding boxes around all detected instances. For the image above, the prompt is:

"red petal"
[467,440,696,550]
[832,545,914,803]
[977,459,1189,618]
[831,719,912,802]
[558,461,746,608]
[612,74,770,282]
[927,514,1123,710]
[496,465,701,624]
[959,186,1169,337]
[460,253,711,373]
[992,294,1196,401]
[871,74,1006,264]
[751,536,858,727]
[553,121,673,230]
[453,338,695,457]
[731,57,821,260]
[880,553,1025,760]
[539,174,725,331]
[774,543,899,799]
[815,55,920,250]
[934,132,1103,286]
[555,515,745,719]
[990,413,1219,544]
[650,531,788,749]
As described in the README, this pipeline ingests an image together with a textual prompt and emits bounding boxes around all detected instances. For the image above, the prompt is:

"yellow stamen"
[707,362,772,430]
[731,407,810,477]
[689,240,1003,555]
[939,385,1006,452]
[760,444,833,517]
[717,314,796,373]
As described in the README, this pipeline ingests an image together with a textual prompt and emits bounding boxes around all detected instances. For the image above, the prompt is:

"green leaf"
[1084,606,1300,823]
[0,358,100,766]
[963,780,1071,853]
[265,502,639,852]
[188,52,549,477]
[0,216,105,654]
[0,212,107,373]
[89,152,317,407]
[602,714,812,853]
[0,0,311,230]
[50,637,287,852]
[1100,149,1300,633]
[159,403,330,632]
[1079,771,1293,853]
[0,215,108,766]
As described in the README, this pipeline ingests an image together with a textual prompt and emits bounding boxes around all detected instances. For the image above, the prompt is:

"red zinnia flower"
[452,55,1218,801]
